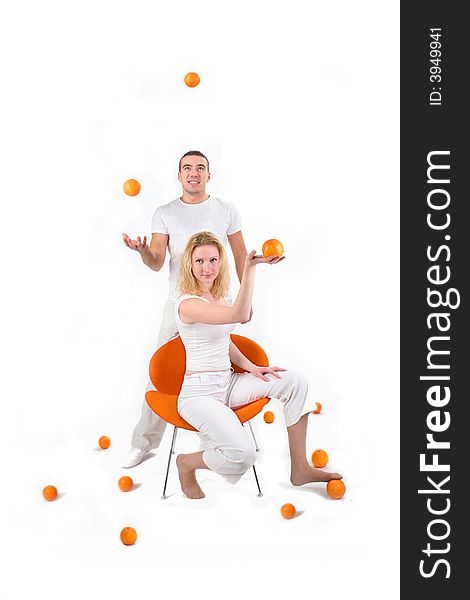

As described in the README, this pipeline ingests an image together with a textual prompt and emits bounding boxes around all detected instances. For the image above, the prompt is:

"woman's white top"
[175,294,235,372]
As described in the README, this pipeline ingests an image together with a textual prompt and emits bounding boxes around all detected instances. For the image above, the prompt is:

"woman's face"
[191,244,221,288]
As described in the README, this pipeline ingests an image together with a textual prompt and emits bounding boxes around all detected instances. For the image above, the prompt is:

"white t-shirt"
[175,294,235,372]
[151,196,241,300]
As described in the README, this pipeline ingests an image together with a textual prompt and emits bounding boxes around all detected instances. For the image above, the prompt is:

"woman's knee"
[222,443,257,473]
[279,370,308,395]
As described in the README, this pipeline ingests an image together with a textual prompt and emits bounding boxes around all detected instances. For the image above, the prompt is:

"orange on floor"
[98,435,111,449]
[326,479,346,499]
[312,449,329,468]
[118,476,133,492]
[120,526,138,545]
[263,411,274,424]
[42,485,58,501]
[184,72,200,87]
[280,503,296,519]
[262,239,284,257]
[123,179,141,196]
[313,402,322,414]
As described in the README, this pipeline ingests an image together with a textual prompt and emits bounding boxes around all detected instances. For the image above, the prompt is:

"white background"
[1,1,399,598]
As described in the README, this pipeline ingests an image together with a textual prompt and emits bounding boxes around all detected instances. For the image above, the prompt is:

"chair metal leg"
[243,422,263,497]
[162,427,178,499]
[247,420,260,452]
[252,464,263,497]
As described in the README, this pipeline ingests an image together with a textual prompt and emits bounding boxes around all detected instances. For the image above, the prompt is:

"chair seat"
[146,390,270,432]
[148,334,269,395]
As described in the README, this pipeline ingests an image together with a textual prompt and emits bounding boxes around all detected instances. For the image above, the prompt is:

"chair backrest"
[149,334,269,395]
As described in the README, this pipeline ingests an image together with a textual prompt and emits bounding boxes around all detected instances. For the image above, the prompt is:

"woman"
[175,231,342,499]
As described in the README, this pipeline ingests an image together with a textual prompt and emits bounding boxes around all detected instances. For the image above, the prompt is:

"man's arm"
[228,230,252,322]
[122,232,168,272]
[228,230,248,283]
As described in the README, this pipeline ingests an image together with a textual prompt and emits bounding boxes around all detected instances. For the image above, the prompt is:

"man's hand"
[122,233,149,254]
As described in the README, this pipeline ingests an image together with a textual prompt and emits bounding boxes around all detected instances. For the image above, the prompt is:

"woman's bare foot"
[176,454,205,499]
[290,465,343,486]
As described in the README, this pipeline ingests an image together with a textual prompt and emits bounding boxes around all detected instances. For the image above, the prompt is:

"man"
[121,150,249,467]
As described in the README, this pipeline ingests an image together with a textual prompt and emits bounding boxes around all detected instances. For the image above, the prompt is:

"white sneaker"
[121,447,147,468]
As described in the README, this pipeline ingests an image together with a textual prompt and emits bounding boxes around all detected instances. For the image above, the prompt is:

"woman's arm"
[229,341,286,381]
[179,251,283,325]
[229,340,256,371]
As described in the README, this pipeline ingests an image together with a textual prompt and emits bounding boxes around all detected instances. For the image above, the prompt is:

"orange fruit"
[120,526,138,545]
[280,503,296,519]
[326,479,346,499]
[262,239,284,257]
[123,179,141,196]
[118,476,133,492]
[184,72,200,87]
[312,449,329,468]
[42,485,58,501]
[313,402,322,414]
[99,435,111,449]
[263,411,275,424]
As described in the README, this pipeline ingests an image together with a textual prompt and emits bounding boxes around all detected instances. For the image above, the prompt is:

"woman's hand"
[245,249,285,268]
[248,365,287,382]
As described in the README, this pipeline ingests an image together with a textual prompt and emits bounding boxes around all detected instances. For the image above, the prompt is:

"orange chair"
[145,334,270,499]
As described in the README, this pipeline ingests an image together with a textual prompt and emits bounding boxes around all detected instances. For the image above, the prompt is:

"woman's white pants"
[177,369,314,483]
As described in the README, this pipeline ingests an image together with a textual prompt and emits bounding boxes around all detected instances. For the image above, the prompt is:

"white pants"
[131,300,179,451]
[177,369,314,483]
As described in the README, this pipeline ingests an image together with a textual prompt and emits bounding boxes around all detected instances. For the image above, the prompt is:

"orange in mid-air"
[118,476,134,492]
[326,479,346,499]
[280,503,296,519]
[313,402,322,414]
[120,526,138,545]
[262,239,284,257]
[42,485,58,501]
[98,435,111,449]
[312,449,329,468]
[123,179,141,196]
[263,411,275,424]
[184,72,200,87]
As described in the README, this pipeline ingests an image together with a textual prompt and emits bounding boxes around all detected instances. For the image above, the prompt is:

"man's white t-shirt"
[151,196,242,300]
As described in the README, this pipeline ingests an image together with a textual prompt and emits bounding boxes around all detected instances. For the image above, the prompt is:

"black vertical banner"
[401,2,467,597]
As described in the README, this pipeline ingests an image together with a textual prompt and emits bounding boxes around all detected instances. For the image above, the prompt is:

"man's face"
[178,155,210,194]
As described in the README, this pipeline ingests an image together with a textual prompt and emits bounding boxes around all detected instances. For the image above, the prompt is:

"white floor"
[5,395,399,600]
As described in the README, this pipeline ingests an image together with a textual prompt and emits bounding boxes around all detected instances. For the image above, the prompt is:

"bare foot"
[176,454,205,499]
[290,465,343,486]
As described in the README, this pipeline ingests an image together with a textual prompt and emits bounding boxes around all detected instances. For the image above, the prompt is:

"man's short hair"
[178,150,210,172]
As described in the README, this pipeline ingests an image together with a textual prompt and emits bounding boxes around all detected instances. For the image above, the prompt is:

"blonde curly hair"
[177,231,230,300]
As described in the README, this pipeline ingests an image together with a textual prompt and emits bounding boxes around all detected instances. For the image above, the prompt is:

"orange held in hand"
[99,435,111,449]
[118,476,133,492]
[263,411,275,424]
[262,239,284,257]
[326,479,346,499]
[42,485,58,501]
[312,449,329,468]
[123,179,141,196]
[280,503,296,519]
[313,402,322,414]
[184,72,200,87]
[120,526,138,545]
